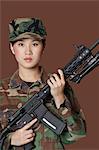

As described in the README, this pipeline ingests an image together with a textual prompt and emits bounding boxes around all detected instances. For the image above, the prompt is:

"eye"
[18,43,24,46]
[33,43,39,46]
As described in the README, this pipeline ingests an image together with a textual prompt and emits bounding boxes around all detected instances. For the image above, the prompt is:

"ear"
[10,43,15,55]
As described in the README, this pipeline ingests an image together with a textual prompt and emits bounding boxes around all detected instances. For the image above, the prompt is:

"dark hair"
[10,35,46,48]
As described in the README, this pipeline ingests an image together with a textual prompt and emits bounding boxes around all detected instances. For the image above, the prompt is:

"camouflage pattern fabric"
[0,67,86,150]
[9,18,47,42]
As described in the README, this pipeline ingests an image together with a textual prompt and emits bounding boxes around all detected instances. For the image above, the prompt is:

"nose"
[25,45,32,55]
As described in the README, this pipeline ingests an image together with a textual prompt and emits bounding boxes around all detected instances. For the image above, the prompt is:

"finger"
[58,69,65,84]
[25,129,33,136]
[23,118,37,130]
[47,79,54,88]
[26,132,35,139]
[23,137,34,145]
[52,74,62,86]
[49,76,58,87]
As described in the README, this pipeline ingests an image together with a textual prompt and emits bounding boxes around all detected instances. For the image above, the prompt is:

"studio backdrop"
[0,0,99,150]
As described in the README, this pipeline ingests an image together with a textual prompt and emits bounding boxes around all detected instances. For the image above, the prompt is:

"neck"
[19,66,41,82]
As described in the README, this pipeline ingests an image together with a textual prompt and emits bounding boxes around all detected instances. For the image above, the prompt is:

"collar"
[9,66,48,89]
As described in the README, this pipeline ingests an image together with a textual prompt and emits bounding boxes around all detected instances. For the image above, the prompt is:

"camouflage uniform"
[0,18,86,150]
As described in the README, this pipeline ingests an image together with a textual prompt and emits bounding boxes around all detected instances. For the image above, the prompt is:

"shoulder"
[0,77,11,89]
[0,77,11,101]
[0,77,12,110]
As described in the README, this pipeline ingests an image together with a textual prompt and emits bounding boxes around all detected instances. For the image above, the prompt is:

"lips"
[24,57,32,62]
[24,57,32,60]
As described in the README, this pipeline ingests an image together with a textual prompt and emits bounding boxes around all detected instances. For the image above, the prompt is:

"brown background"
[0,0,99,150]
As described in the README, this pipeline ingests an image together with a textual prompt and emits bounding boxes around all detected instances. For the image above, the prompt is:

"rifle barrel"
[90,40,99,51]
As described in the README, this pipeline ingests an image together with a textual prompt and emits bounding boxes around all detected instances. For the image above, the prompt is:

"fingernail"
[58,69,61,71]
[34,118,37,121]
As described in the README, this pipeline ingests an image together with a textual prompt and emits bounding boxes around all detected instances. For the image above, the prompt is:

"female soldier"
[0,18,86,150]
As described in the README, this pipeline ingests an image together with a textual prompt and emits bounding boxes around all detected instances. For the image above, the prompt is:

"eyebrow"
[18,39,41,42]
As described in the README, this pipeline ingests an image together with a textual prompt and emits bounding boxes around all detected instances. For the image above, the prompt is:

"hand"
[11,118,37,146]
[47,69,66,108]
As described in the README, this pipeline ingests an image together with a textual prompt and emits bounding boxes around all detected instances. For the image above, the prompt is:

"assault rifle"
[0,40,99,150]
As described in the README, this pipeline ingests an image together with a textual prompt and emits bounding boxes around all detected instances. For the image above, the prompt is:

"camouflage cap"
[9,18,47,42]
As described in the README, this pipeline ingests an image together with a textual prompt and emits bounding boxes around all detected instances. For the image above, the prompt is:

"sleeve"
[0,133,13,150]
[0,111,14,150]
[0,80,12,150]
[51,81,87,144]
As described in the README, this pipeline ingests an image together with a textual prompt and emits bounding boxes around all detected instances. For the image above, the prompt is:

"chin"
[23,64,39,69]
[19,61,39,69]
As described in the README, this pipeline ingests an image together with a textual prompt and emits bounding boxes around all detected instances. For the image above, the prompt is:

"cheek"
[14,50,23,62]
[14,49,24,59]
[36,51,43,60]
[14,50,20,57]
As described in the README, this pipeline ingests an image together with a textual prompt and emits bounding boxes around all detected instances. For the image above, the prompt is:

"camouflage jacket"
[0,68,86,150]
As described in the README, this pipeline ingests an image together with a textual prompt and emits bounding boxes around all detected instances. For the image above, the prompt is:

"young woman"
[0,18,86,150]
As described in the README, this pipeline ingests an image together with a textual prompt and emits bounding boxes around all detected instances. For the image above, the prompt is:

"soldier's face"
[10,38,44,69]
